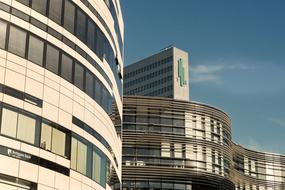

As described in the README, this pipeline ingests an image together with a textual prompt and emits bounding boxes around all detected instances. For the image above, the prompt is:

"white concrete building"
[124,46,189,101]
[0,0,123,189]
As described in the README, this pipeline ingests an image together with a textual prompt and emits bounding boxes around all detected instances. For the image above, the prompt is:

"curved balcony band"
[121,96,285,190]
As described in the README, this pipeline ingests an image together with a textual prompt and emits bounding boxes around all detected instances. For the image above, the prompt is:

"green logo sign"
[178,58,187,87]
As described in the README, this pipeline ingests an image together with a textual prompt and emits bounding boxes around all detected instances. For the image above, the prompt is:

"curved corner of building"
[0,0,124,189]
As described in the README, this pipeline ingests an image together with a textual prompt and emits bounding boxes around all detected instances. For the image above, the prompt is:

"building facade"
[124,47,189,101]
[0,0,123,189]
[121,96,285,190]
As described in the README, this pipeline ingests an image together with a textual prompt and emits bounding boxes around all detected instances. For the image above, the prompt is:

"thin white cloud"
[246,138,265,152]
[191,74,221,83]
[268,117,285,128]
[190,63,255,84]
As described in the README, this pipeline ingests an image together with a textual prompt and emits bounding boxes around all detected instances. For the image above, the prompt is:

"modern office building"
[124,46,189,101]
[0,0,123,189]
[121,96,285,190]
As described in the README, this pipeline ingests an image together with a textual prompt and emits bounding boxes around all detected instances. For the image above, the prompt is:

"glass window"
[40,123,52,151]
[96,29,104,60]
[149,116,160,124]
[74,62,84,90]
[45,44,59,74]
[76,9,86,42]
[85,71,94,98]
[87,19,96,51]
[101,87,107,109]
[32,0,47,15]
[93,150,101,183]
[161,126,172,133]
[52,128,66,156]
[94,79,102,104]
[61,53,73,82]
[28,35,44,66]
[71,137,78,170]
[173,118,185,127]
[0,20,7,49]
[63,0,75,34]
[40,123,66,157]
[49,0,62,25]
[8,26,27,57]
[0,108,18,138]
[161,117,173,125]
[17,113,36,144]
[162,183,174,189]
[77,140,87,174]
[17,0,30,6]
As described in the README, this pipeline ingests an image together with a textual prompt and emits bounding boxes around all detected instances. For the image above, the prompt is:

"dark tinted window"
[87,19,96,51]
[61,53,73,82]
[85,71,94,97]
[0,20,7,49]
[101,87,107,108]
[16,0,30,6]
[45,44,60,74]
[63,0,75,34]
[96,29,104,60]
[8,26,27,57]
[94,79,102,104]
[49,0,62,25]
[28,35,44,66]
[74,62,84,90]
[76,9,86,42]
[32,0,47,15]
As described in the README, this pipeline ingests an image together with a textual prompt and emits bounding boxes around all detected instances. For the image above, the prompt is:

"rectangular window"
[63,0,75,34]
[94,79,102,105]
[76,9,86,42]
[0,107,38,145]
[52,128,66,156]
[93,150,101,183]
[96,29,104,60]
[85,71,94,98]
[49,0,62,25]
[28,35,44,66]
[71,137,78,170]
[101,87,107,109]
[87,19,96,51]
[0,20,7,49]
[40,123,52,151]
[74,62,84,91]
[71,136,92,176]
[77,140,87,174]
[0,108,18,138]
[32,0,47,15]
[40,123,67,157]
[8,26,27,57]
[17,113,36,144]
[45,44,60,74]
[61,53,73,83]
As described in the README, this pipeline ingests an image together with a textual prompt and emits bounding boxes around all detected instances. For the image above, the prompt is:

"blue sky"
[121,0,285,154]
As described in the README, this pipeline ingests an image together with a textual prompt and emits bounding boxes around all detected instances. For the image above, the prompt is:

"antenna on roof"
[160,44,175,52]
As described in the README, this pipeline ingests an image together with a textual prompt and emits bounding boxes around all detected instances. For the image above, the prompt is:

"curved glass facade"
[121,96,285,190]
[0,0,123,189]
[122,96,234,190]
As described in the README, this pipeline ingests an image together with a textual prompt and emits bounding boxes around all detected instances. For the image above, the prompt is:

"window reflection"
[0,20,7,49]
[8,26,27,57]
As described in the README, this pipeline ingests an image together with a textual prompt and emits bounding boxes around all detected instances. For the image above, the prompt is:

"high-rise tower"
[124,46,189,101]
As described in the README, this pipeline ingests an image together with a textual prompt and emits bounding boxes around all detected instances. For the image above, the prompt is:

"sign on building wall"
[178,58,187,87]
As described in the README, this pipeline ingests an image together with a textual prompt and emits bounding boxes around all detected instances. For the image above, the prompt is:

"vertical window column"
[0,20,7,49]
